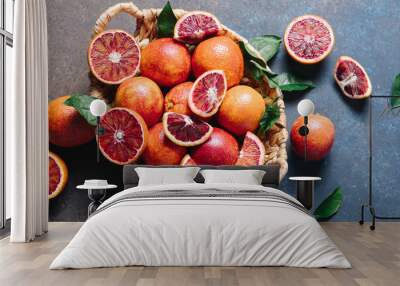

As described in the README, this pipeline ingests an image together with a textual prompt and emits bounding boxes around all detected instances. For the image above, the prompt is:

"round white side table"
[77,183,117,216]
[289,177,321,210]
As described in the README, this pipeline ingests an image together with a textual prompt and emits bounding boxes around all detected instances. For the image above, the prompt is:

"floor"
[0,222,398,286]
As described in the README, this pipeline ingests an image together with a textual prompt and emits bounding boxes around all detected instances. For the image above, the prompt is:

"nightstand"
[77,180,117,216]
[289,177,321,210]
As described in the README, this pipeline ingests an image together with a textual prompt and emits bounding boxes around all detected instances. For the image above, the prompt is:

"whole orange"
[143,123,186,165]
[164,81,194,115]
[49,95,95,147]
[192,36,244,88]
[217,85,265,136]
[190,128,239,165]
[290,114,335,161]
[115,76,164,127]
[140,38,191,87]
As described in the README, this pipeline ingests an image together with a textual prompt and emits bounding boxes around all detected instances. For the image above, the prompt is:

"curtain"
[8,0,49,242]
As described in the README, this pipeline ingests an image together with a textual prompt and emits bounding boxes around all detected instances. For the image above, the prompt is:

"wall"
[47,0,400,221]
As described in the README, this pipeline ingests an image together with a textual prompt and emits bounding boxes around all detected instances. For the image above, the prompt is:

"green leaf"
[239,41,265,66]
[239,41,272,82]
[270,73,315,91]
[250,60,277,77]
[258,101,280,134]
[390,74,400,109]
[64,94,98,126]
[239,41,263,81]
[248,61,266,81]
[157,1,177,38]
[314,187,343,220]
[239,40,314,92]
[250,35,282,62]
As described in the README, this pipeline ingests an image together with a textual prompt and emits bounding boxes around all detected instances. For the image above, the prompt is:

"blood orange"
[217,85,265,136]
[115,76,164,127]
[290,114,335,161]
[98,108,148,165]
[181,154,197,166]
[192,36,244,88]
[49,152,68,199]
[88,29,140,85]
[284,15,334,64]
[174,11,222,44]
[140,38,191,87]
[163,112,213,147]
[188,70,227,118]
[143,123,186,165]
[164,82,194,116]
[49,95,95,148]
[191,128,239,165]
[236,132,266,166]
[334,56,372,99]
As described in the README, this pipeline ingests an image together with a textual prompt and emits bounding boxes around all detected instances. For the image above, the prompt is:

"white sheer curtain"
[7,0,49,242]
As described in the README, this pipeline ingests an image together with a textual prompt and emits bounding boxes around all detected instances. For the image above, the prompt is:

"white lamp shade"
[90,99,107,117]
[297,99,315,116]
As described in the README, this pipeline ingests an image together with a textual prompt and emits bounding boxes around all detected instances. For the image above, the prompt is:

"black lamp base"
[359,203,400,231]
[296,180,314,210]
[299,125,309,136]
[359,204,376,230]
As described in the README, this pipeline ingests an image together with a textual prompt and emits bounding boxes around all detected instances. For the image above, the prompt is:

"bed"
[50,164,350,269]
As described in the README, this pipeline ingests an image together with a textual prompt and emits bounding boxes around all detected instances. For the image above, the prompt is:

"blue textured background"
[47,0,400,221]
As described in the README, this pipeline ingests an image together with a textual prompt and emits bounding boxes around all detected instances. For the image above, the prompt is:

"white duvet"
[50,183,350,269]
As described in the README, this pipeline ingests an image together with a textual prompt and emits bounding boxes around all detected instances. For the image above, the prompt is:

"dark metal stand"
[299,116,309,161]
[359,96,400,230]
[96,117,105,163]
[297,181,314,210]
[96,117,101,163]
[296,116,314,210]
[88,189,107,216]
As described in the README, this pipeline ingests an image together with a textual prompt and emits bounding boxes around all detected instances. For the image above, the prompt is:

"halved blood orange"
[174,11,222,44]
[163,112,213,147]
[236,132,266,166]
[284,15,334,64]
[180,154,197,166]
[334,56,372,99]
[188,70,227,118]
[88,29,140,85]
[49,152,68,199]
[98,108,148,165]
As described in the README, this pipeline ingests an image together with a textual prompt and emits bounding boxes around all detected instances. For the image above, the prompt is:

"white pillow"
[135,167,200,186]
[200,169,266,185]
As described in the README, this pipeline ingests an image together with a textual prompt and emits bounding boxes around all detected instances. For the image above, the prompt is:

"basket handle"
[92,2,144,38]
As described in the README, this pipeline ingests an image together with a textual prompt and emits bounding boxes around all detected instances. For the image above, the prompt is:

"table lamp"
[90,99,107,163]
[297,99,315,161]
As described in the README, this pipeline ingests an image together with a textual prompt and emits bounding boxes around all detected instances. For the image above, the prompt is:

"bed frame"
[123,164,281,190]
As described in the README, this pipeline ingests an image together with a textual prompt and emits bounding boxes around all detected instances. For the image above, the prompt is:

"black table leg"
[88,189,107,216]
[297,181,314,210]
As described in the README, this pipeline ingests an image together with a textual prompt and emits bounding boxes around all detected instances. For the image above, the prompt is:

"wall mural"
[48,1,389,222]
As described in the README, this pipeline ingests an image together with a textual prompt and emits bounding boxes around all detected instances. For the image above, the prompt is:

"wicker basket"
[89,2,288,181]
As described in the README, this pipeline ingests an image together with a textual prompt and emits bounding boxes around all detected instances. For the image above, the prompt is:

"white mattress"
[50,183,350,269]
